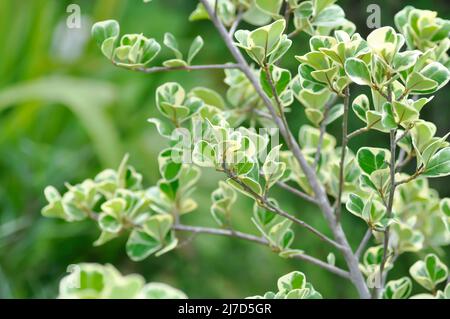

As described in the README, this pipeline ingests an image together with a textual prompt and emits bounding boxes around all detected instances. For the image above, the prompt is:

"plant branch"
[395,128,411,144]
[173,224,350,279]
[276,181,318,204]
[395,168,423,187]
[228,9,243,37]
[253,108,273,120]
[377,128,397,298]
[173,224,267,245]
[347,127,370,140]
[335,86,350,220]
[224,167,343,250]
[355,228,372,260]
[132,63,241,74]
[199,0,370,298]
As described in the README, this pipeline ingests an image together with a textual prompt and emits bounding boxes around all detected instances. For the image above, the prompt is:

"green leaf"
[260,65,291,98]
[384,277,412,299]
[155,236,178,257]
[189,3,209,22]
[193,140,216,168]
[187,36,204,64]
[143,214,173,241]
[98,214,122,233]
[356,147,390,174]
[352,94,370,122]
[346,193,364,217]
[232,154,255,176]
[314,0,337,16]
[58,263,145,299]
[327,253,336,266]
[296,52,330,70]
[419,133,450,168]
[393,50,421,72]
[253,203,276,227]
[92,20,120,58]
[162,59,188,68]
[405,72,438,94]
[392,101,419,125]
[345,58,372,86]
[126,230,162,261]
[227,176,262,198]
[311,65,339,86]
[277,271,306,292]
[155,82,185,117]
[147,118,174,138]
[324,103,344,124]
[314,5,345,28]
[115,34,160,67]
[268,219,293,248]
[255,0,283,16]
[158,149,183,182]
[189,87,225,109]
[268,35,292,64]
[381,102,397,129]
[140,283,187,299]
[419,62,450,93]
[367,26,399,63]
[409,254,448,291]
[423,147,450,177]
[262,145,286,189]
[163,32,183,60]
[441,198,450,217]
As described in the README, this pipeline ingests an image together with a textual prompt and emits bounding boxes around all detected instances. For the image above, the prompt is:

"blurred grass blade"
[0,76,122,166]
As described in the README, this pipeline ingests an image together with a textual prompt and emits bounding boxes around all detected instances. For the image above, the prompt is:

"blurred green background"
[0,0,449,298]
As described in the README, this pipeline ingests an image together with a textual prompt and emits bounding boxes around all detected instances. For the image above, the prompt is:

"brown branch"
[131,63,241,74]
[224,167,343,250]
[276,181,318,204]
[173,224,350,279]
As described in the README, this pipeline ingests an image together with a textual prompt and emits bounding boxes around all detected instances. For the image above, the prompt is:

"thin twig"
[395,168,423,187]
[173,224,350,279]
[372,85,390,100]
[395,128,411,144]
[224,167,343,250]
[253,109,273,120]
[132,63,241,74]
[276,181,318,204]
[347,127,369,140]
[355,229,372,260]
[173,224,267,245]
[228,9,243,37]
[396,151,414,170]
[377,128,397,298]
[288,29,301,38]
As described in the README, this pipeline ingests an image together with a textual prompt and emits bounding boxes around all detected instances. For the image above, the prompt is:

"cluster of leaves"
[42,155,200,261]
[59,263,187,299]
[395,6,449,67]
[92,20,204,68]
[150,80,299,255]
[382,254,449,299]
[247,271,322,299]
[191,0,353,35]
